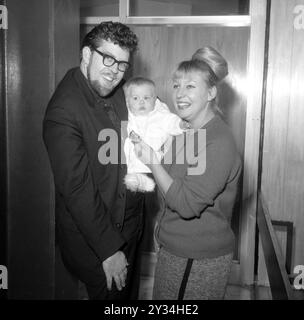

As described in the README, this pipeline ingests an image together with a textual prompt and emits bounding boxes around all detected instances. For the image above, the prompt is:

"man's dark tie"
[102,101,122,132]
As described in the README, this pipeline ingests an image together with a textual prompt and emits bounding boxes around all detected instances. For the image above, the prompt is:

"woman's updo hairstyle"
[191,46,228,114]
[191,46,228,83]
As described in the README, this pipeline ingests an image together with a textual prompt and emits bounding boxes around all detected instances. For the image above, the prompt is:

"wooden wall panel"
[6,0,55,299]
[240,0,267,285]
[0,0,8,300]
[5,0,79,299]
[260,0,304,285]
[54,0,80,85]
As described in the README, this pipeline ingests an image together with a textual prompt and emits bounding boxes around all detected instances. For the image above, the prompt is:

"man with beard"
[43,22,144,300]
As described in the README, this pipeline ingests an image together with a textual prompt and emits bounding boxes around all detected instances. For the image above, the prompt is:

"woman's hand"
[133,140,159,167]
[134,139,173,195]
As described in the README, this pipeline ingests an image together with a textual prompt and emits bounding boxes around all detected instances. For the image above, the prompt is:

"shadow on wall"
[219,80,240,121]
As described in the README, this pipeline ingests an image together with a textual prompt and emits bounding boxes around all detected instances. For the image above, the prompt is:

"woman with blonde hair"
[133,47,242,300]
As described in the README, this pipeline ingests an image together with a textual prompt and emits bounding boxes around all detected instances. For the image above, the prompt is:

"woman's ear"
[82,46,92,65]
[207,86,217,101]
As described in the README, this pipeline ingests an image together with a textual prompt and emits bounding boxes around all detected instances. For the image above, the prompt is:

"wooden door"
[2,0,80,299]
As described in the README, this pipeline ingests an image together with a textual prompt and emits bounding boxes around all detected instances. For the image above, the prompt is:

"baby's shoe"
[124,173,155,192]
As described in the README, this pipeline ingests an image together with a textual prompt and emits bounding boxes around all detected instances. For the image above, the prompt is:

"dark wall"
[4,0,79,299]
[5,0,55,299]
[54,0,81,85]
[53,0,81,300]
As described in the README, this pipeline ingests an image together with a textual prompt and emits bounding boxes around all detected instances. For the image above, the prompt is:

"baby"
[123,76,188,192]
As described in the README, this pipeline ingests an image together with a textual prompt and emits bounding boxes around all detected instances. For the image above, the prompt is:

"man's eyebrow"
[102,50,128,62]
[101,50,114,57]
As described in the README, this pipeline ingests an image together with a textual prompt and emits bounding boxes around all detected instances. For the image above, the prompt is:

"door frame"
[0,0,8,299]
[81,0,268,286]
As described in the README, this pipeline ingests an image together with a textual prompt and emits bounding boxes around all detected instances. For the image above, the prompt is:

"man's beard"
[88,74,113,97]
[86,59,116,97]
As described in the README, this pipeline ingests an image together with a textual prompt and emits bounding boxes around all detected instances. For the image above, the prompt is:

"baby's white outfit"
[124,98,184,192]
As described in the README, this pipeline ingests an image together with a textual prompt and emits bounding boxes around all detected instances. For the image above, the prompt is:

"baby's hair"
[123,76,156,96]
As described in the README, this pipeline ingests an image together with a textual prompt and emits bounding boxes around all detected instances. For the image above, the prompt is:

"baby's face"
[126,84,156,116]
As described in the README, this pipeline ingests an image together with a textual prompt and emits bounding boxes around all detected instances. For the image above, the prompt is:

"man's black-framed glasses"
[92,47,131,72]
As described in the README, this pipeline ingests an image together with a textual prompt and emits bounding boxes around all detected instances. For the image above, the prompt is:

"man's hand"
[102,251,128,291]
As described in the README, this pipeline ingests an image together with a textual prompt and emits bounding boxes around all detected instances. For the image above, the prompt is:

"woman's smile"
[176,101,191,110]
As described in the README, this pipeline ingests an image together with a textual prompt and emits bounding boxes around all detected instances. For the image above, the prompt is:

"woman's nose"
[176,87,185,98]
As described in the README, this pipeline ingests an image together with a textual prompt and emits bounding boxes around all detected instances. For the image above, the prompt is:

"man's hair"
[123,76,156,96]
[81,21,138,52]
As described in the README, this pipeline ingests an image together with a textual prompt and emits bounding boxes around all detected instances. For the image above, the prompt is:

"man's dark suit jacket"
[43,67,133,264]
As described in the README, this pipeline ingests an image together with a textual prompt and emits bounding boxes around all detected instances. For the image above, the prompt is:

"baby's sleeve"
[154,99,184,136]
[164,112,184,136]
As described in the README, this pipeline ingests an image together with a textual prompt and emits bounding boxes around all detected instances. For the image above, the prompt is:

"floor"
[138,276,268,300]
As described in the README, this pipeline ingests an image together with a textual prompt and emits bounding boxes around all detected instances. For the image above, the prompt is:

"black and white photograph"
[0,0,303,306]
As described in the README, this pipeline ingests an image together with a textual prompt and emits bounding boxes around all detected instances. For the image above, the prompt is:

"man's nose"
[110,62,119,73]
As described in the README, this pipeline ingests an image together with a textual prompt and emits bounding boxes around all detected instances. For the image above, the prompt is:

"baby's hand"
[129,130,141,143]
[179,120,191,130]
